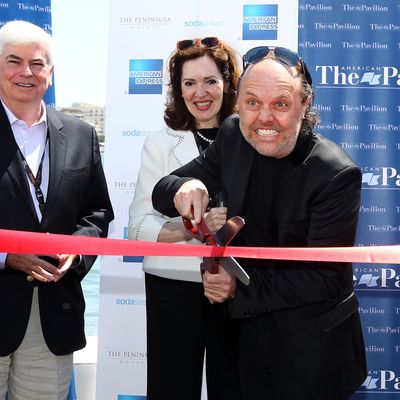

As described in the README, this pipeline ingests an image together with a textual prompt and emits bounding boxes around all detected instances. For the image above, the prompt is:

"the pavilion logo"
[362,167,400,188]
[360,369,400,391]
[315,65,400,87]
[353,266,400,289]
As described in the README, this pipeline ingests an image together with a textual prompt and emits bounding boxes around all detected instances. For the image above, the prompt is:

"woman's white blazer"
[128,127,204,282]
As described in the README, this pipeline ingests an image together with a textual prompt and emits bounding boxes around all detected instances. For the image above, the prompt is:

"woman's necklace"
[196,130,213,143]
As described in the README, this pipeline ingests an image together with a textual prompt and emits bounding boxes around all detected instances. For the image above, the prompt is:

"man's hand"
[203,265,236,303]
[173,179,209,223]
[5,253,77,282]
[56,254,78,281]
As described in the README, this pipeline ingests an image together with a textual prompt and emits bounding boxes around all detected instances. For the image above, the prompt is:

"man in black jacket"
[0,20,113,399]
[152,46,366,400]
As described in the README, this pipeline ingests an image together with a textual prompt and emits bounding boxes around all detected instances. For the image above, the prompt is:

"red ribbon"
[0,228,399,264]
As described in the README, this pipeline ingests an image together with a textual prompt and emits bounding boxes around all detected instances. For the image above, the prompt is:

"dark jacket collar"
[288,129,315,166]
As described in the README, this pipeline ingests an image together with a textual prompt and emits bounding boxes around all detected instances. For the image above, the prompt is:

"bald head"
[239,57,301,93]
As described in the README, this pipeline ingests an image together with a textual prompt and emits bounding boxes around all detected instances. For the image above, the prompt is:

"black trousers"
[235,313,310,400]
[145,273,241,400]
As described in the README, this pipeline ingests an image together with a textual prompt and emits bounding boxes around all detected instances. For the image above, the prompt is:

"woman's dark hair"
[164,39,241,132]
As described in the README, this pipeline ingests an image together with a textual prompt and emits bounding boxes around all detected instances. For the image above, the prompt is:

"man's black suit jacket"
[152,114,367,400]
[0,103,114,356]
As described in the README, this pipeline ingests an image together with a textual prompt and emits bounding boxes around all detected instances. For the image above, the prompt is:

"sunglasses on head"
[243,46,312,85]
[176,36,220,51]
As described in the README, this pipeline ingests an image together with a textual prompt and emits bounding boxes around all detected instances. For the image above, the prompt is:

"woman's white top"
[128,127,204,282]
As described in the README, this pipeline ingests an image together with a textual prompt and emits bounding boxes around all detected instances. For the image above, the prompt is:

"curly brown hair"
[164,38,241,132]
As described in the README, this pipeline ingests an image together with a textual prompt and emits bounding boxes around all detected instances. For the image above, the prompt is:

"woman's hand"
[203,206,227,234]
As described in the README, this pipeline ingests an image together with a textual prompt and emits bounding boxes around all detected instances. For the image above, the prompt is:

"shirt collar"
[1,99,47,128]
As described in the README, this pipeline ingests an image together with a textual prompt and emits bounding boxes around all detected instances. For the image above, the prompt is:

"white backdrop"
[97,1,298,398]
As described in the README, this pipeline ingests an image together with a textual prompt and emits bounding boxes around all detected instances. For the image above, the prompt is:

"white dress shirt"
[0,101,49,268]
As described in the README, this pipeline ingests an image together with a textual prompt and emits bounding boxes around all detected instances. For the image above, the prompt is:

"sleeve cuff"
[71,255,82,269]
[0,253,7,270]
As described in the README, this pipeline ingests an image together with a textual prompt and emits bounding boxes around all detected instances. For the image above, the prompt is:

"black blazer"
[0,103,114,356]
[153,114,367,399]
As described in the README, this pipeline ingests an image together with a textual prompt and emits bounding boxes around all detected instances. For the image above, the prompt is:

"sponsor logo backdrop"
[100,0,400,398]
[299,1,400,398]
[98,1,297,398]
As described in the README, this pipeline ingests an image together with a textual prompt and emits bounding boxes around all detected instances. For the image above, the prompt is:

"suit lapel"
[44,108,67,218]
[169,129,199,166]
[227,139,255,217]
[0,103,38,219]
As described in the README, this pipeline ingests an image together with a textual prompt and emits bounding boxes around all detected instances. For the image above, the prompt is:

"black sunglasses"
[243,46,312,85]
[177,36,220,52]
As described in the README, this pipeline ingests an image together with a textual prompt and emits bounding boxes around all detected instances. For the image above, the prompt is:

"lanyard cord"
[16,137,48,214]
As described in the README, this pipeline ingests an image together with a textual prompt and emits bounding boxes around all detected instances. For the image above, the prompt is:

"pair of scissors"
[182,215,250,286]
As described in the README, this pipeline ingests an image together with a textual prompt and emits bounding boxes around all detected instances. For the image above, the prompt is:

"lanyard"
[17,137,48,214]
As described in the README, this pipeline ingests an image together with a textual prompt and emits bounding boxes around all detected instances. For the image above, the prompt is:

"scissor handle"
[201,257,220,275]
[182,216,197,233]
[182,216,207,242]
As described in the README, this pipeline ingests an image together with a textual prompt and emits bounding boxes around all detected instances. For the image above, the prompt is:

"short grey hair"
[0,20,54,66]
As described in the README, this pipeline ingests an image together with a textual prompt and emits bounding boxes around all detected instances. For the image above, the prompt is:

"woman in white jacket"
[128,37,241,400]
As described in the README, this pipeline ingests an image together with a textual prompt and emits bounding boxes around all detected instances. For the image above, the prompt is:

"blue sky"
[51,0,108,107]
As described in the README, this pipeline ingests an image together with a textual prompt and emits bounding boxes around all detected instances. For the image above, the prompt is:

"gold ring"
[26,275,34,282]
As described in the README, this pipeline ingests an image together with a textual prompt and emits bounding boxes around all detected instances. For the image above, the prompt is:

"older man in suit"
[152,46,367,400]
[0,20,113,399]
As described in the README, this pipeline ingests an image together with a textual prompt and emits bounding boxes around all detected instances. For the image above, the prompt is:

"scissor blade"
[220,256,250,286]
[214,216,245,246]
